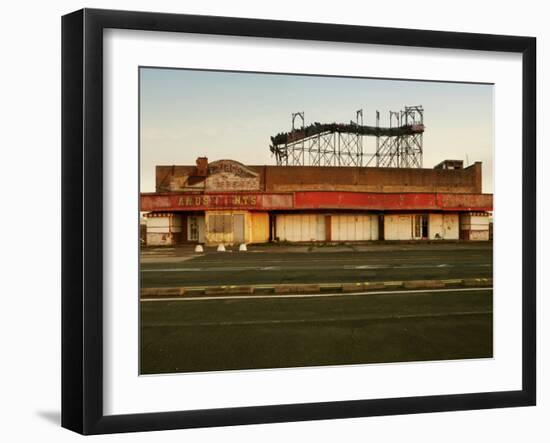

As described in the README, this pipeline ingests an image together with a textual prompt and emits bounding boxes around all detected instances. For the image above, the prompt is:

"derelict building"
[140,157,492,246]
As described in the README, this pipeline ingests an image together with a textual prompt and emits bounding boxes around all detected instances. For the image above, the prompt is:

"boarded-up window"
[208,214,232,233]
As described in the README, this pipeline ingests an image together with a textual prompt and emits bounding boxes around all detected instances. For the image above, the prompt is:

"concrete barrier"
[342,282,365,292]
[141,278,493,299]
[205,285,254,295]
[382,281,404,289]
[463,278,493,287]
[274,284,321,294]
[141,287,186,297]
[403,280,446,289]
[362,282,388,291]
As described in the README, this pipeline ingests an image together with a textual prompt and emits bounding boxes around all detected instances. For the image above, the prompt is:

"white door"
[188,215,205,243]
[276,214,325,242]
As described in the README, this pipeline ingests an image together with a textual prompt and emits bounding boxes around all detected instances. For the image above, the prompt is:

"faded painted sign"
[141,192,293,211]
[206,160,260,191]
[205,174,260,191]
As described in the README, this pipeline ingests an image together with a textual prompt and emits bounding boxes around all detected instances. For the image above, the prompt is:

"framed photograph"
[62,8,536,434]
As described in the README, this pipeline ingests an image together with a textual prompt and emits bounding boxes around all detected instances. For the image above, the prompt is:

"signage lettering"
[176,194,260,208]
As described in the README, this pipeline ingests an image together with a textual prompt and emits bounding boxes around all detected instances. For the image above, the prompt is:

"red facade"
[141,191,492,212]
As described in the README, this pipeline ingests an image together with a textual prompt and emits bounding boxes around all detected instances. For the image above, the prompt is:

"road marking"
[141,287,492,302]
[144,310,493,327]
[141,263,492,272]
[179,256,491,265]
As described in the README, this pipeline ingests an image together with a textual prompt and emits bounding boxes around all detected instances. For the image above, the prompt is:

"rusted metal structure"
[270,106,424,168]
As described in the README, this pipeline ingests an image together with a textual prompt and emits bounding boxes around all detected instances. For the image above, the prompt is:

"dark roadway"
[140,288,493,374]
[140,247,493,288]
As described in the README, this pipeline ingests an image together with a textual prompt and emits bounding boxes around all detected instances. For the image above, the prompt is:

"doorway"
[187,215,205,243]
[413,215,428,239]
[233,214,245,244]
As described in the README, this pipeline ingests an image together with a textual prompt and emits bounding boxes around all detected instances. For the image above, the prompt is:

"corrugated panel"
[384,215,413,240]
[275,214,325,242]
[331,214,378,241]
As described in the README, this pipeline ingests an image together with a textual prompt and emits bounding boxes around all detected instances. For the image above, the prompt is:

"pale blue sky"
[140,68,493,193]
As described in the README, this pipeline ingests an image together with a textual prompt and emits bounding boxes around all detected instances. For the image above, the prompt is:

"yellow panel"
[251,212,270,243]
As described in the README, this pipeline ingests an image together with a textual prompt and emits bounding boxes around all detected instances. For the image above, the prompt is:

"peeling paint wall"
[460,213,490,241]
[145,215,183,246]
[429,213,459,240]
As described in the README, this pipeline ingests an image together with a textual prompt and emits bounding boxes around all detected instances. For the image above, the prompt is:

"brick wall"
[155,161,483,194]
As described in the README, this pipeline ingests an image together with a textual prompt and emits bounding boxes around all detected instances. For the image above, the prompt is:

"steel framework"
[269,106,424,167]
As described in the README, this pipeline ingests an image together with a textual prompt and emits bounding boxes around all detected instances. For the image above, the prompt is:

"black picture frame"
[61,8,536,435]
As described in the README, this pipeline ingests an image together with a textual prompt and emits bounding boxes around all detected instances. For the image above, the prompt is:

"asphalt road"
[140,288,493,374]
[140,247,493,288]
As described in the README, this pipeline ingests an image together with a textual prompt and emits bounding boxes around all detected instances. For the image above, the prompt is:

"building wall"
[428,213,459,240]
[265,163,482,194]
[275,214,326,242]
[460,213,490,241]
[155,162,483,194]
[145,214,183,246]
[330,214,379,241]
[145,211,490,245]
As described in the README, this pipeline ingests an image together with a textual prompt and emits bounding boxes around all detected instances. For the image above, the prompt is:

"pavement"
[141,241,493,260]
[140,242,493,374]
[140,243,493,290]
[141,288,493,374]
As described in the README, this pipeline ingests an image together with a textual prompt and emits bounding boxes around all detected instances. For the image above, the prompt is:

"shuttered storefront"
[276,213,379,242]
[330,214,378,241]
[275,214,326,242]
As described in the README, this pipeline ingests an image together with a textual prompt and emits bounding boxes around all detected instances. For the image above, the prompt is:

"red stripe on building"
[294,192,492,211]
[141,191,492,212]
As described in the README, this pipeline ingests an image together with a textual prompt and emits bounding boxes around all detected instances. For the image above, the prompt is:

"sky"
[140,67,494,193]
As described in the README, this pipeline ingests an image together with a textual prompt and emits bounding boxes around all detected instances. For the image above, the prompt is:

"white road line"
[141,263,491,272]
[141,287,492,302]
[145,311,492,327]
[175,257,490,265]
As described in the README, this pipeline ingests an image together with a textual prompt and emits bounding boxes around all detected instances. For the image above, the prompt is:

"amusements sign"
[141,192,294,211]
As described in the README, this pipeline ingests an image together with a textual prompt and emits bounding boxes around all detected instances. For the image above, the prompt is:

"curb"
[141,278,493,298]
